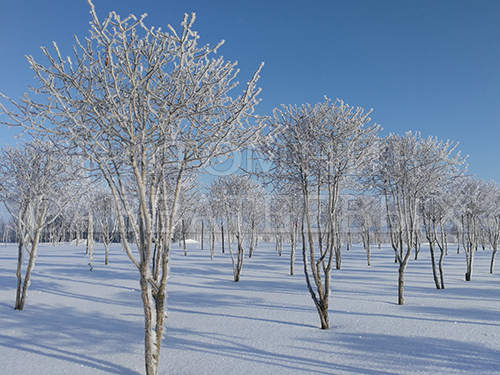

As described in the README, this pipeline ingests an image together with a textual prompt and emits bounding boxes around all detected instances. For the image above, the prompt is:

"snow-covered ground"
[0,241,499,374]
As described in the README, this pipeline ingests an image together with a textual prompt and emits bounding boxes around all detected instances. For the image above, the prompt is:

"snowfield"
[1,241,499,374]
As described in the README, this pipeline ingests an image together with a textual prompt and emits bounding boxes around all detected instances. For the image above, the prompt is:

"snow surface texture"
[0,241,499,374]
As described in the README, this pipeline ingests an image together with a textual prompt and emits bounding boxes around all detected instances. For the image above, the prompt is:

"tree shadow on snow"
[302,332,500,374]
[0,302,142,374]
[163,326,395,375]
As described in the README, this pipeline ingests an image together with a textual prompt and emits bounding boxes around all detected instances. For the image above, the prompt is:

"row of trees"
[0,2,496,374]
[1,140,497,298]
[1,135,498,367]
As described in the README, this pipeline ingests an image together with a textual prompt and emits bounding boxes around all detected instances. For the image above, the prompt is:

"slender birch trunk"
[290,221,297,275]
[86,212,93,260]
[15,239,24,309]
[303,187,330,329]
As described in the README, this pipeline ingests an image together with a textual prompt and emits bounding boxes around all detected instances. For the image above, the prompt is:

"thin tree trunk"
[438,246,445,289]
[15,237,39,310]
[429,241,441,289]
[234,238,244,282]
[15,201,45,311]
[465,238,474,281]
[464,214,475,281]
[221,223,225,254]
[15,239,23,309]
[491,246,498,274]
[140,268,159,375]
[104,240,109,265]
[228,219,244,282]
[397,262,405,305]
[301,217,329,329]
[249,223,256,258]
[335,239,341,270]
[303,189,330,329]
[465,248,474,281]
[210,228,215,260]
[201,221,204,250]
[87,213,94,260]
[182,219,187,256]
[290,221,296,275]
[365,229,371,266]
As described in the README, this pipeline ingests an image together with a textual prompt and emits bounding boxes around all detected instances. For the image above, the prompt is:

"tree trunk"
[365,230,371,266]
[464,239,473,281]
[86,213,94,260]
[290,222,297,275]
[414,231,421,260]
[303,190,331,329]
[464,217,475,281]
[334,226,342,270]
[465,250,473,281]
[234,239,244,282]
[249,224,256,258]
[15,240,23,309]
[201,221,204,250]
[491,246,497,274]
[276,229,283,256]
[465,268,471,281]
[438,246,445,289]
[210,228,215,260]
[429,241,441,289]
[229,224,245,282]
[139,268,160,375]
[335,242,341,270]
[15,238,39,310]
[104,240,109,265]
[182,219,187,256]
[317,300,329,330]
[221,223,225,254]
[397,262,405,305]
[301,219,329,329]
[441,225,448,256]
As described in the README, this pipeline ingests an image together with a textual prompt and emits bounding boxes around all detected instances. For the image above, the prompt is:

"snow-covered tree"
[0,2,264,373]
[92,187,118,264]
[207,175,264,281]
[367,132,466,304]
[269,194,287,256]
[61,193,89,246]
[420,182,460,289]
[351,194,382,266]
[200,193,222,259]
[171,174,201,256]
[477,181,500,274]
[86,207,94,259]
[269,187,302,274]
[244,186,266,258]
[265,98,379,329]
[455,177,491,281]
[0,141,85,310]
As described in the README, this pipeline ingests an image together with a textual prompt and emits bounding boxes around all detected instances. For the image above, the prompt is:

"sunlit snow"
[0,241,499,374]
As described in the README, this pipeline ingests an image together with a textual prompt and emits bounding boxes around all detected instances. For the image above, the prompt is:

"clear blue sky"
[1,0,499,182]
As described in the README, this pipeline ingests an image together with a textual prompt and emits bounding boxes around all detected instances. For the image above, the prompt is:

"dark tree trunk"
[15,240,23,309]
[438,247,445,289]
[429,241,442,289]
[398,263,405,305]
[221,224,225,254]
[490,244,498,274]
